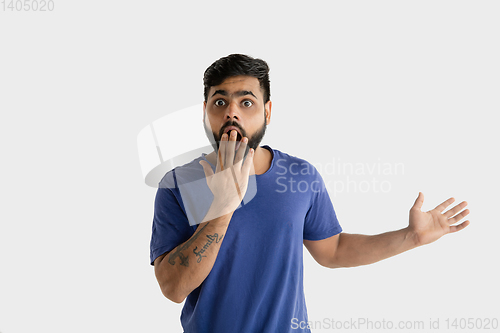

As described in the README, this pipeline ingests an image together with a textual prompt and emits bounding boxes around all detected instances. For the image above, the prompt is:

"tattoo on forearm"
[193,233,223,263]
[168,223,210,266]
[178,252,189,267]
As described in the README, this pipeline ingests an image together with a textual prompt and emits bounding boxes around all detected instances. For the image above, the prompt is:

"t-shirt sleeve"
[150,171,195,265]
[303,171,342,241]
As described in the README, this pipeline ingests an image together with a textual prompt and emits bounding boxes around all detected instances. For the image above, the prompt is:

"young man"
[150,54,470,333]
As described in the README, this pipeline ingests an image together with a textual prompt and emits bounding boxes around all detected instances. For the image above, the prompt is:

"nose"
[225,101,240,121]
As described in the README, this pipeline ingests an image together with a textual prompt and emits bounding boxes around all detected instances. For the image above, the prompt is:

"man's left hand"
[408,192,470,247]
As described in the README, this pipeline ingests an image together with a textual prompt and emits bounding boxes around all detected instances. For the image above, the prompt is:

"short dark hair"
[203,54,270,103]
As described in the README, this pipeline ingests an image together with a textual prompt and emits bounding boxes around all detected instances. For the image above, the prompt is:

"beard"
[204,112,267,156]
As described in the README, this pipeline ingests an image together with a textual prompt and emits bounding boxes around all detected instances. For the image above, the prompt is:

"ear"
[264,100,272,125]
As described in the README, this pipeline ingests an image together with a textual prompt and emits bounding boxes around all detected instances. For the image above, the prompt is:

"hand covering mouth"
[223,126,242,141]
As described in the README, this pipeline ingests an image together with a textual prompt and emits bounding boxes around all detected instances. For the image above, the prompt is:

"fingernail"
[231,130,237,137]
[243,137,248,143]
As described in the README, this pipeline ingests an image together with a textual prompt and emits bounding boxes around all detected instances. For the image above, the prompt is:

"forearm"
[155,210,232,303]
[332,228,419,268]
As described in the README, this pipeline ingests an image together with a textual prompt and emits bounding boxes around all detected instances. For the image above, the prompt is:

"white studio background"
[0,1,498,333]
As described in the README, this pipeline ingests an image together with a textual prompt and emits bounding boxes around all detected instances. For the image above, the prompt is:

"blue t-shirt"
[150,145,342,333]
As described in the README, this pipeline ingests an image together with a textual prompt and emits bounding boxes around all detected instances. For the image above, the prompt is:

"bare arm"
[153,131,254,303]
[154,211,232,303]
[305,192,470,268]
[304,229,417,268]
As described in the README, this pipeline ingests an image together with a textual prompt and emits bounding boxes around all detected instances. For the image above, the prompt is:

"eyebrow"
[211,90,257,99]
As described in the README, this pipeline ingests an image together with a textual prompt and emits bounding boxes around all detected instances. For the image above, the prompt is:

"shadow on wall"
[137,104,212,187]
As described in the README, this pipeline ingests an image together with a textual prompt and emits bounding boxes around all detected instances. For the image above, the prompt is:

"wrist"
[403,226,421,249]
[202,199,236,224]
[213,195,241,214]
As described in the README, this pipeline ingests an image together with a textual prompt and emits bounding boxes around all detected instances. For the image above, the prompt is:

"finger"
[411,192,424,211]
[449,220,470,233]
[234,137,248,166]
[217,133,228,172]
[225,130,237,168]
[443,201,468,218]
[199,160,214,178]
[448,209,470,225]
[242,148,255,175]
[434,197,455,213]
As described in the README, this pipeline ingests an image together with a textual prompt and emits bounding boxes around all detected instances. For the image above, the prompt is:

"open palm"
[409,192,470,246]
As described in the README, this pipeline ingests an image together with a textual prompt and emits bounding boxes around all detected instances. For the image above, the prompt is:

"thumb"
[199,160,214,178]
[411,192,424,211]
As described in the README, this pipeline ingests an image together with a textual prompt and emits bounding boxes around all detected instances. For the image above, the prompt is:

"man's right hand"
[155,132,252,303]
[199,130,255,220]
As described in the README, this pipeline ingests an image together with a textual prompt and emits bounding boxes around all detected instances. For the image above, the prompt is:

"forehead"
[208,75,262,99]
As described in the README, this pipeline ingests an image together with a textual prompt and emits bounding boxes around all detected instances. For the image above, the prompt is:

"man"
[150,54,470,332]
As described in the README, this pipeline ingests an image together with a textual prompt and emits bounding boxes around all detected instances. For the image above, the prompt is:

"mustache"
[218,121,246,138]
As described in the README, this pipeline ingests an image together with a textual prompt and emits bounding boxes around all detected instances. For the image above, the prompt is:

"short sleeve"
[149,171,195,265]
[303,171,342,241]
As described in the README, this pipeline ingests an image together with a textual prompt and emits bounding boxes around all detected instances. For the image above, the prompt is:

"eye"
[214,99,226,107]
[242,100,253,107]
